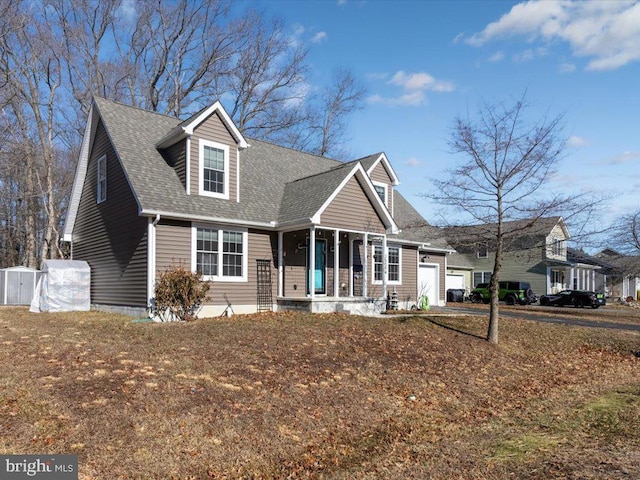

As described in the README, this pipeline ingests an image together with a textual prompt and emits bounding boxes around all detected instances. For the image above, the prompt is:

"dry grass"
[0,306,638,479]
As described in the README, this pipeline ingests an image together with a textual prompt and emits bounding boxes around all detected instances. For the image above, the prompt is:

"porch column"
[363,233,368,297]
[277,231,283,298]
[569,267,574,291]
[382,234,388,300]
[309,226,316,299]
[349,237,354,297]
[334,230,340,298]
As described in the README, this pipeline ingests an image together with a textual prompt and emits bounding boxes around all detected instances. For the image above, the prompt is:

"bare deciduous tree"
[609,212,640,254]
[0,0,366,268]
[427,95,575,344]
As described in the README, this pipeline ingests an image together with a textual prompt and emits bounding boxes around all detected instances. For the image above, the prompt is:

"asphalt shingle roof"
[93,97,441,243]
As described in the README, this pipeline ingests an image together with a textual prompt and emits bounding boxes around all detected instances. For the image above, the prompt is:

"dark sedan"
[539,290,606,309]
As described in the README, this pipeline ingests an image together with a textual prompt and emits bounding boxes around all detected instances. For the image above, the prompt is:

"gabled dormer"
[545,220,570,261]
[352,153,400,216]
[156,102,248,201]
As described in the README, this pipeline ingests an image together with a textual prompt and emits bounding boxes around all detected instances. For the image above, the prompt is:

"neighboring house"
[444,217,576,296]
[566,247,609,294]
[63,97,453,317]
[595,249,640,300]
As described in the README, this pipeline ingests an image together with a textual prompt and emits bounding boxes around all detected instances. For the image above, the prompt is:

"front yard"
[0,307,638,479]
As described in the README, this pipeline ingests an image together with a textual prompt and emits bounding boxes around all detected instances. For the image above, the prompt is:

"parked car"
[470,281,537,305]
[539,290,606,308]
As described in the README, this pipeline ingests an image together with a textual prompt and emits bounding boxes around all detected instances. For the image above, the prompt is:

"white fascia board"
[314,164,399,234]
[63,103,97,242]
[366,153,400,186]
[387,238,455,253]
[185,101,248,149]
[155,102,249,150]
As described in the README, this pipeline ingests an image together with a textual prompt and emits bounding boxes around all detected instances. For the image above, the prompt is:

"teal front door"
[308,239,326,295]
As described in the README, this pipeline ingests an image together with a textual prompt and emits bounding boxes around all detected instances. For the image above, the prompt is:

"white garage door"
[418,265,438,307]
[446,274,465,290]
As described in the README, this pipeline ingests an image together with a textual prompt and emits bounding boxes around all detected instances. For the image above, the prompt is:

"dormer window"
[477,242,488,258]
[551,238,564,256]
[372,181,388,206]
[199,139,229,199]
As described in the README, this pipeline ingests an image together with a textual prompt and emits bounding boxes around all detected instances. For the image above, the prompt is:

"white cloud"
[512,46,548,62]
[311,31,327,44]
[467,0,640,70]
[367,91,426,107]
[337,0,347,5]
[389,70,455,92]
[367,70,453,107]
[606,151,640,165]
[558,62,576,73]
[567,135,588,147]
[405,157,421,167]
[116,0,137,24]
[488,51,505,62]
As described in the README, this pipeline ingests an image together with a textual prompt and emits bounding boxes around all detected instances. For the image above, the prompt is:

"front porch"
[276,226,392,309]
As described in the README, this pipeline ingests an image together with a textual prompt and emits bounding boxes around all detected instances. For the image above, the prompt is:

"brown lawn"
[0,307,638,479]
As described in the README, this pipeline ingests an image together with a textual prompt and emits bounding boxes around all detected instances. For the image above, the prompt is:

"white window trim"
[198,139,229,199]
[97,154,106,204]
[372,180,388,207]
[191,224,248,282]
[477,242,488,258]
[372,244,402,286]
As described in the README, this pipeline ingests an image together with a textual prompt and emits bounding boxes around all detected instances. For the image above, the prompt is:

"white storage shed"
[0,266,41,305]
[30,260,91,312]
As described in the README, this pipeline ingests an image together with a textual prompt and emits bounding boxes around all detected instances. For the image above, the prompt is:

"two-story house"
[63,97,454,317]
[443,217,599,296]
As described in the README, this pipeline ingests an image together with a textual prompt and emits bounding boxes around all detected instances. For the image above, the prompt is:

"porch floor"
[277,296,386,315]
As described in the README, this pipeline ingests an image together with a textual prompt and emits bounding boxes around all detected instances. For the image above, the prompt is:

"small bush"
[153,264,210,321]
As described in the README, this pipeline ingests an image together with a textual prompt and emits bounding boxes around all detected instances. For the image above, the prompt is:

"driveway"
[432,305,640,332]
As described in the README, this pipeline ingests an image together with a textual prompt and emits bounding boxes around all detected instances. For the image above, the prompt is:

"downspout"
[148,214,160,316]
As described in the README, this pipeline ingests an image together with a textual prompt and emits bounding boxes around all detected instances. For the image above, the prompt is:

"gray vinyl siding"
[162,140,187,190]
[155,221,277,307]
[365,244,420,303]
[282,230,308,298]
[205,229,277,307]
[369,161,394,213]
[156,219,191,271]
[392,245,418,305]
[190,111,238,198]
[73,119,148,307]
[321,176,385,234]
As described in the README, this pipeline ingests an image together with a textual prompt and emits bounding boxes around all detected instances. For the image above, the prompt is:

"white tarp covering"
[30,260,90,312]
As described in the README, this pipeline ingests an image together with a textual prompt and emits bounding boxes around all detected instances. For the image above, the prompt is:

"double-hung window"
[372,244,401,285]
[476,242,488,258]
[194,225,246,281]
[372,181,388,207]
[551,238,564,257]
[199,139,229,199]
[97,154,107,203]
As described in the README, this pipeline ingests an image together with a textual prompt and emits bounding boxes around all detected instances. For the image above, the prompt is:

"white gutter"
[141,210,277,230]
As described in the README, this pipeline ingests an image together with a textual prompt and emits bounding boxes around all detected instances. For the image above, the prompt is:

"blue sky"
[247,0,640,234]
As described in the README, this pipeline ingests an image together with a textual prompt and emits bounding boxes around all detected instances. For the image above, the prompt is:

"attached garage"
[418,264,439,307]
[446,273,465,290]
